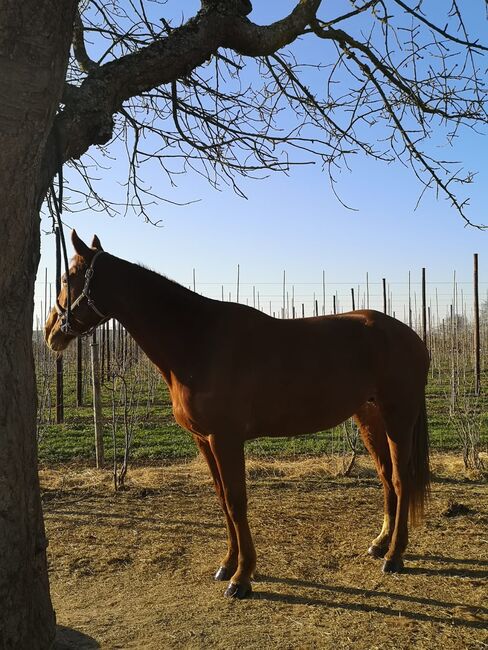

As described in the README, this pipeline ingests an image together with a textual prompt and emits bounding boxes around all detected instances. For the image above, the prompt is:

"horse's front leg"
[193,435,238,580]
[209,434,256,599]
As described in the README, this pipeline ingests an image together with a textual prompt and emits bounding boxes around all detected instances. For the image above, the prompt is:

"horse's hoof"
[224,582,252,599]
[214,566,231,581]
[382,558,404,573]
[368,544,387,559]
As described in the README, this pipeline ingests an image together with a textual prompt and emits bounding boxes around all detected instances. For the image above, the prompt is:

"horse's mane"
[122,257,203,304]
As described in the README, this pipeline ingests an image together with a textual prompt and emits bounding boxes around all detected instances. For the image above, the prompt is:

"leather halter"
[55,250,107,337]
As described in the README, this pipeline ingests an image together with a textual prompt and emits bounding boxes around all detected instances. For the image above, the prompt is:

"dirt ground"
[42,454,487,650]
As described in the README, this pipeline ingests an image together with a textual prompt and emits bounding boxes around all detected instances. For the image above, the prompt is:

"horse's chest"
[170,383,215,436]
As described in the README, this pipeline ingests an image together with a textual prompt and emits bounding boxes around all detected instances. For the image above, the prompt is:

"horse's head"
[45,230,106,352]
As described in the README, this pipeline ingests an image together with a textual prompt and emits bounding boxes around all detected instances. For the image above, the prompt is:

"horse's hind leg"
[193,435,238,581]
[373,328,430,573]
[379,404,419,573]
[374,391,421,573]
[354,402,396,559]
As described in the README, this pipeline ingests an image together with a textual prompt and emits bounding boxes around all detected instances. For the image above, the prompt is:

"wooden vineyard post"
[282,270,286,319]
[106,321,111,381]
[112,317,116,366]
[408,271,412,328]
[351,288,355,311]
[474,253,481,396]
[118,321,123,363]
[101,319,106,381]
[236,264,240,303]
[322,270,326,315]
[55,228,64,423]
[76,337,83,407]
[90,329,104,468]
[422,267,427,347]
[382,278,387,314]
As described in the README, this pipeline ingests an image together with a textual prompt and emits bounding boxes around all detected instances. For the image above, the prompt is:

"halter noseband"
[55,250,107,337]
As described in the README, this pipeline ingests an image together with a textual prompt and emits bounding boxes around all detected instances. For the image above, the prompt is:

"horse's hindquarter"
[198,310,389,439]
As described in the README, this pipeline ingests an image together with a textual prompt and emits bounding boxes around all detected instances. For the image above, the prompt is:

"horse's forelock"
[71,254,85,270]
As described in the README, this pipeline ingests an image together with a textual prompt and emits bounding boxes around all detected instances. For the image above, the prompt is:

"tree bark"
[0,2,76,647]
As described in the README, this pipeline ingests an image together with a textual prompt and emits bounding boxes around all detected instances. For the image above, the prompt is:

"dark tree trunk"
[0,2,76,647]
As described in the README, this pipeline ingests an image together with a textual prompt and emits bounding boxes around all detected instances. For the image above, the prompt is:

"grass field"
[34,320,488,467]
[36,361,488,465]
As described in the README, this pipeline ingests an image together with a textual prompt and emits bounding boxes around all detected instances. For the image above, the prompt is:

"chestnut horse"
[45,231,430,599]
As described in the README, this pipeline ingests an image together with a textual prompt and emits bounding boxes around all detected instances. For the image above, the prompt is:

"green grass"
[36,356,488,465]
[35,332,488,464]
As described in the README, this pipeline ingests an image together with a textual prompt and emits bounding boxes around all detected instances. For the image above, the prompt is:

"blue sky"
[34,1,488,327]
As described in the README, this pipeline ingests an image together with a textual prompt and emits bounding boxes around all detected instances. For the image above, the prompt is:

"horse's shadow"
[254,554,488,630]
[54,626,100,649]
[406,552,488,567]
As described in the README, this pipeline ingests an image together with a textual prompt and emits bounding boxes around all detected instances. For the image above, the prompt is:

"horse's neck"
[104,256,208,384]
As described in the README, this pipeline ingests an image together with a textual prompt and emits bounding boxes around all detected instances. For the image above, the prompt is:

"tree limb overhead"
[40,0,488,225]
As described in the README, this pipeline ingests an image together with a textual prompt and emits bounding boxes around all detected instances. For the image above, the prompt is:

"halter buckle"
[60,318,74,335]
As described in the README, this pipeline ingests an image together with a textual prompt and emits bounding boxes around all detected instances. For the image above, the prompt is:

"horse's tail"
[409,392,430,526]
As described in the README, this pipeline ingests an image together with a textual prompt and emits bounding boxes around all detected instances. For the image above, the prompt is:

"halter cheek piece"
[55,250,108,337]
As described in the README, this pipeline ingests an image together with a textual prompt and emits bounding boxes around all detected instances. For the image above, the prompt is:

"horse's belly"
[251,403,358,438]
[236,396,368,438]
[170,371,373,439]
[242,381,372,439]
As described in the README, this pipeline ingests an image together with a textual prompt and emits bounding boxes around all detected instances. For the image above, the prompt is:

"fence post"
[322,270,326,315]
[55,227,64,423]
[91,329,104,468]
[422,267,427,346]
[236,264,240,303]
[474,253,481,395]
[282,270,286,318]
[112,317,116,365]
[408,270,412,328]
[101,319,106,382]
[106,321,111,381]
[382,278,387,314]
[76,337,83,407]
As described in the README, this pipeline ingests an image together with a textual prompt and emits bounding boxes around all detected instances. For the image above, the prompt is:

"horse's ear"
[71,229,93,260]
[91,235,103,251]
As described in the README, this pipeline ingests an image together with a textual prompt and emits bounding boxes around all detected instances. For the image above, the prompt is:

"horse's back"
[175,303,429,439]
[197,307,425,437]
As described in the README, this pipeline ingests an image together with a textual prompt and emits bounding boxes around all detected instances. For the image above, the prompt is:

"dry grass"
[43,453,488,650]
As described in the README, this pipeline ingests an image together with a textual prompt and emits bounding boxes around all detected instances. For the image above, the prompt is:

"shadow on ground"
[53,626,100,649]
[254,568,488,629]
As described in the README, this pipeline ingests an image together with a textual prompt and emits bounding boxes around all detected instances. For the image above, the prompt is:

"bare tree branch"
[39,0,488,225]
[73,10,99,73]
[42,1,324,192]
